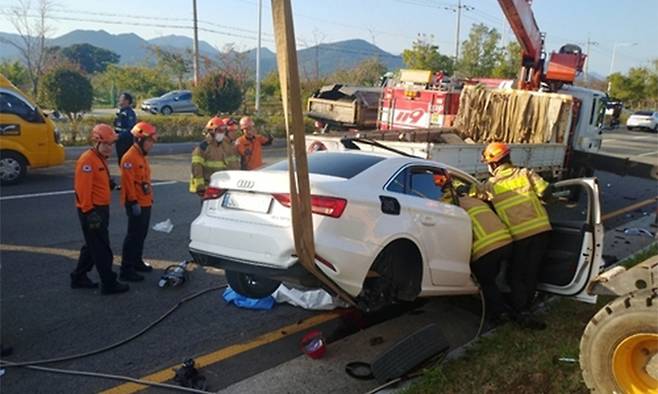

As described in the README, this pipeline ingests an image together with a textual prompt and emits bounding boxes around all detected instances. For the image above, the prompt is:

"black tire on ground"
[627,126,634,131]
[161,106,173,115]
[579,290,658,393]
[225,270,281,299]
[0,151,27,185]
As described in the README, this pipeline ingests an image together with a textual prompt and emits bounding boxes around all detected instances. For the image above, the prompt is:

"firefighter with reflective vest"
[235,116,273,170]
[71,124,129,295]
[434,170,513,324]
[189,117,240,195]
[473,142,552,330]
[119,122,157,282]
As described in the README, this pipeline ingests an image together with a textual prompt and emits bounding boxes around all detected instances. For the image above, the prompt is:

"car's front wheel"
[0,151,27,185]
[161,106,173,115]
[226,270,281,299]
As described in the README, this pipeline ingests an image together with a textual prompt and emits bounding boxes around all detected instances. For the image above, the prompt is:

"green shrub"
[192,71,243,115]
[41,68,93,119]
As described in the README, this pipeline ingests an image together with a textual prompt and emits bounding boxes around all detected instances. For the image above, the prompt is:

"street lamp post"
[608,42,637,93]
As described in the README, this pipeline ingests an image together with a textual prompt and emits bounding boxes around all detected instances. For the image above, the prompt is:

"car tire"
[225,270,281,299]
[161,106,173,116]
[0,151,27,185]
[579,290,658,393]
[626,126,634,131]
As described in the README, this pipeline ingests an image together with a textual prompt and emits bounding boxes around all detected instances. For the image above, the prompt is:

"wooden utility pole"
[270,0,356,306]
[192,0,200,86]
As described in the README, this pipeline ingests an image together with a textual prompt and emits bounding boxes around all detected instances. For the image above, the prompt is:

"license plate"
[222,191,272,213]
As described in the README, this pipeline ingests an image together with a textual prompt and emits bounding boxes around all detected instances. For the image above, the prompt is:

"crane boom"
[497,0,587,91]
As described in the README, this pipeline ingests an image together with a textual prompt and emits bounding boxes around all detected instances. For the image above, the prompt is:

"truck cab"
[558,85,606,153]
[0,74,65,184]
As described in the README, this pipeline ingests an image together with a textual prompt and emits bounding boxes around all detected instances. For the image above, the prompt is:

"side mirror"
[174,97,180,101]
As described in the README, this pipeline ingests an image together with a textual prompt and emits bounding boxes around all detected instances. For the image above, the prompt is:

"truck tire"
[225,270,281,299]
[0,151,27,185]
[579,290,658,393]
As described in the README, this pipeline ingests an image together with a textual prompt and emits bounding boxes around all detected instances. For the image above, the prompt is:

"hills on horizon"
[0,29,405,78]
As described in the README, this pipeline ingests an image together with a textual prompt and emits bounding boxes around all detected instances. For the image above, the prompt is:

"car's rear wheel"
[0,151,27,185]
[226,270,281,299]
[161,106,173,115]
[627,126,635,131]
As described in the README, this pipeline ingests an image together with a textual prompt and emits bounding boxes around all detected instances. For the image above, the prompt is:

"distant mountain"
[147,35,218,58]
[0,30,405,77]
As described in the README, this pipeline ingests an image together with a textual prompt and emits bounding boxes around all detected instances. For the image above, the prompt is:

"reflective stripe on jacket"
[474,163,551,241]
[189,137,240,192]
[458,196,513,262]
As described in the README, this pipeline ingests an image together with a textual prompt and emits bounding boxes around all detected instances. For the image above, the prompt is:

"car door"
[386,165,472,288]
[178,92,194,112]
[536,178,604,303]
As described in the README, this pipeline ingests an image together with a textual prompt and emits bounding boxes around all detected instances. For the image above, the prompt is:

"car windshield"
[633,111,654,116]
[160,91,177,99]
[264,152,385,179]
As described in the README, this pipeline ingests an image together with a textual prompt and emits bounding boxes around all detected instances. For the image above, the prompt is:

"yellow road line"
[602,196,658,222]
[100,312,340,394]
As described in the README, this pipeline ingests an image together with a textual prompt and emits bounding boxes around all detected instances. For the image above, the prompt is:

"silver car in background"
[140,90,197,115]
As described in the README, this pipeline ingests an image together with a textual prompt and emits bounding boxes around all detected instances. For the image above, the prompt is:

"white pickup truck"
[306,85,607,180]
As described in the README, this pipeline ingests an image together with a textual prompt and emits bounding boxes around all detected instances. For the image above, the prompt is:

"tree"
[608,64,658,110]
[41,68,92,140]
[59,44,120,74]
[402,34,454,74]
[192,71,242,115]
[456,23,502,77]
[0,60,30,88]
[149,46,191,89]
[491,42,521,79]
[1,0,54,96]
[331,58,388,86]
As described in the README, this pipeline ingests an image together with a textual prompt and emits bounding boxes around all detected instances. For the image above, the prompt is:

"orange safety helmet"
[481,142,510,164]
[90,123,118,144]
[223,118,238,131]
[132,121,157,141]
[239,116,254,129]
[433,170,452,188]
[205,116,225,131]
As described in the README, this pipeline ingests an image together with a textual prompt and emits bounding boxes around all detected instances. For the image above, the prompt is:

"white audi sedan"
[189,151,603,311]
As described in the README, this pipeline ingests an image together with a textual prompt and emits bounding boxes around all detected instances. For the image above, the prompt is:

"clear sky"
[1,0,656,76]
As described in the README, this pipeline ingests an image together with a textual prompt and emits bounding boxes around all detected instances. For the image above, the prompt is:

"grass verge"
[404,242,658,394]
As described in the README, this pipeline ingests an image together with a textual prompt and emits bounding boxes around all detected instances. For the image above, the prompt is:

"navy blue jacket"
[114,107,137,163]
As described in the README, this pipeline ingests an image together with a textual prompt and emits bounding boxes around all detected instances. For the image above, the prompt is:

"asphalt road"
[600,127,658,165]
[1,136,656,393]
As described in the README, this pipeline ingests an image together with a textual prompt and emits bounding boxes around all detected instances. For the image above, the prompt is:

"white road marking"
[635,150,658,158]
[0,181,178,201]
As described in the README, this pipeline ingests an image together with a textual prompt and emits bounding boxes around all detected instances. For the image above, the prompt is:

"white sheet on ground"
[272,284,349,310]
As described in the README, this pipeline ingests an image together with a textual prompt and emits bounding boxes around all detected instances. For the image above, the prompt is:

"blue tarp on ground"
[222,287,275,310]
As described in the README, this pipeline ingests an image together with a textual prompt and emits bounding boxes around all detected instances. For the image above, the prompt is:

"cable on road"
[0,284,228,392]
[6,364,214,394]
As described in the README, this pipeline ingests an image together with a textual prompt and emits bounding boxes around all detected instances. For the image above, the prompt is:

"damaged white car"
[189,151,604,311]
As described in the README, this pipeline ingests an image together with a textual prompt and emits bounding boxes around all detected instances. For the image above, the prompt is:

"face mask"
[214,133,225,143]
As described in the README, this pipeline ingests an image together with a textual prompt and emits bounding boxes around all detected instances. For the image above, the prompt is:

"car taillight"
[203,187,226,200]
[272,193,347,218]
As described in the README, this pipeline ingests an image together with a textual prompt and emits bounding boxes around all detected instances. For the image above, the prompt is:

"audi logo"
[236,179,255,189]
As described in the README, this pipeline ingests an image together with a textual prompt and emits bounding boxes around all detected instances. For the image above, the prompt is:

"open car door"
[537,178,604,303]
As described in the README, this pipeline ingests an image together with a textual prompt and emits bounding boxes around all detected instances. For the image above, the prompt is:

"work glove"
[128,202,142,217]
[86,210,102,230]
[196,186,206,198]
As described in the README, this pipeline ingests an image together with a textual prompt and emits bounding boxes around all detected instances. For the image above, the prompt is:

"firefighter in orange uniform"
[71,124,129,295]
[235,116,273,170]
[119,122,157,281]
